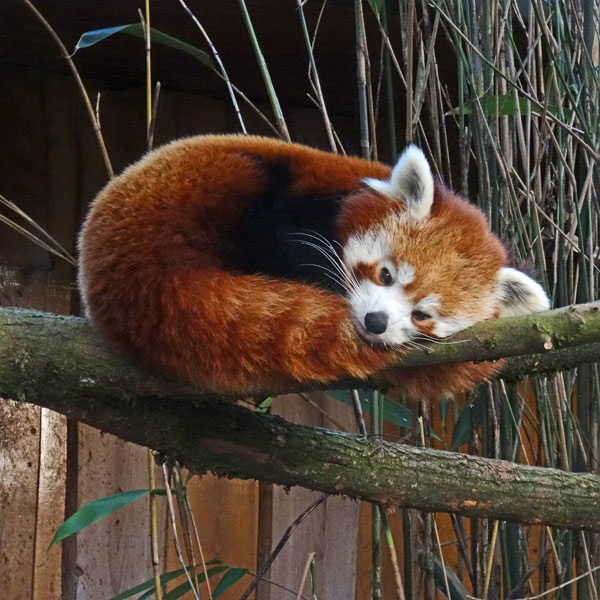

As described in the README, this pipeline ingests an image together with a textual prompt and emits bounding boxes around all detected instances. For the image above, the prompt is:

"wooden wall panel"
[0,273,68,600]
[32,409,67,600]
[0,72,71,599]
[0,400,42,599]
[164,473,259,599]
[67,427,166,598]
[257,394,362,600]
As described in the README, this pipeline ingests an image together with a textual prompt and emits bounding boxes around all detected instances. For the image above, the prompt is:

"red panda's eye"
[412,310,431,322]
[379,267,393,286]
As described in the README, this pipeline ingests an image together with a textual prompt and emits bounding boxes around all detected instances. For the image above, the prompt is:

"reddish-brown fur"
[79,135,503,398]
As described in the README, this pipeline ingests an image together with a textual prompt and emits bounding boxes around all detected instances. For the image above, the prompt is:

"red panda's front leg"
[135,267,395,394]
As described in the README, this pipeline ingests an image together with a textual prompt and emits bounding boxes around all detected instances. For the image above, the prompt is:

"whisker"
[297,262,350,291]
[416,334,471,346]
[405,340,429,351]
[293,240,356,289]
[289,232,347,269]
[391,341,426,353]
[291,230,337,250]
[288,230,366,302]
[419,329,467,342]
[303,231,363,291]
[289,237,362,298]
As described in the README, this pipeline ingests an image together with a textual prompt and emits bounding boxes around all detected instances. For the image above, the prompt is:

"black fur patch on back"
[229,156,346,294]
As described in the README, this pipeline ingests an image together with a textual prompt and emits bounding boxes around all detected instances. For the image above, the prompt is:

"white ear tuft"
[496,267,550,317]
[363,145,434,219]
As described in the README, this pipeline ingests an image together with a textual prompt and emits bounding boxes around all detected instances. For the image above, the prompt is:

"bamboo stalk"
[20,0,114,178]
[381,1,397,161]
[147,450,164,600]
[382,510,406,600]
[296,0,336,152]
[355,0,371,159]
[371,391,382,600]
[178,0,247,134]
[162,464,201,600]
[403,0,415,144]
[237,0,290,141]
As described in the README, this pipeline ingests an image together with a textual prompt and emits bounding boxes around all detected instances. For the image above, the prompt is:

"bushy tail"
[87,264,394,394]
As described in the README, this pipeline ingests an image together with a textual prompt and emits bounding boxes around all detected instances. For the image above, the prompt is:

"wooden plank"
[257,393,361,600]
[43,75,79,315]
[32,409,67,600]
[67,426,164,598]
[0,268,67,600]
[0,71,66,600]
[354,501,373,600]
[0,400,41,599]
[164,472,259,599]
[29,74,76,600]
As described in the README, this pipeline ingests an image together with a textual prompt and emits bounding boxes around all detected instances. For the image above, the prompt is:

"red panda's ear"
[363,145,434,220]
[496,267,550,317]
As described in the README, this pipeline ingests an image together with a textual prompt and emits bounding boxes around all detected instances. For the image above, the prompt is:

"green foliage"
[109,565,227,600]
[49,489,154,548]
[327,389,412,429]
[366,0,384,22]
[70,24,215,70]
[255,396,274,413]
[211,566,249,597]
[451,391,486,450]
[449,93,574,120]
[109,559,250,600]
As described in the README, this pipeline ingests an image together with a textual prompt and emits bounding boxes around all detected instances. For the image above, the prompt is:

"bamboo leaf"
[256,396,274,413]
[327,389,413,429]
[366,0,384,21]
[70,25,133,52]
[110,565,223,600]
[451,392,486,450]
[70,24,215,70]
[380,394,413,429]
[438,397,449,429]
[160,566,229,600]
[212,567,249,598]
[50,489,152,548]
[448,94,574,119]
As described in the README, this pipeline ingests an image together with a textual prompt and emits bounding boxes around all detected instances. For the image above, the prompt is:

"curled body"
[78,135,549,398]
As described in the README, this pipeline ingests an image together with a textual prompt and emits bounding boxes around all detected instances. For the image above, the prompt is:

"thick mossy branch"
[1,305,600,530]
[15,392,600,531]
[1,304,598,402]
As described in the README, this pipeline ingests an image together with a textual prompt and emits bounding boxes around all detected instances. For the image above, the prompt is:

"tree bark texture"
[1,305,600,530]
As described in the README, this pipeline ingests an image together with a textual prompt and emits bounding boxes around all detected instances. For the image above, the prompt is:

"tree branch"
[391,301,600,368]
[1,305,600,530]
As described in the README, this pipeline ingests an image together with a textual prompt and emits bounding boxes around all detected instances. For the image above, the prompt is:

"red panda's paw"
[374,360,502,401]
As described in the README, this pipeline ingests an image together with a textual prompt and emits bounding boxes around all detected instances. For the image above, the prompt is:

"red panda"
[78,134,549,399]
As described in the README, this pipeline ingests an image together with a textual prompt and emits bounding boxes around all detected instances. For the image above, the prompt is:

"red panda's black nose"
[364,311,388,335]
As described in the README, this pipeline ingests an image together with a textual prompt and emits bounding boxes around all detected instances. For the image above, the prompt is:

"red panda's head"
[337,146,550,347]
